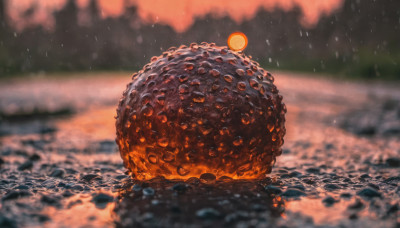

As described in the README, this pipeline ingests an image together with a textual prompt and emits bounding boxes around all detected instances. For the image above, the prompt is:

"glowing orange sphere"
[116,42,286,180]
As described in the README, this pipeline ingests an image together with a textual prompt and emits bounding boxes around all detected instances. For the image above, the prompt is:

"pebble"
[305,167,320,174]
[386,157,400,167]
[49,168,65,178]
[81,174,101,182]
[322,196,336,206]
[281,188,306,198]
[0,215,17,228]
[41,195,60,206]
[14,185,29,190]
[132,184,142,192]
[18,161,33,171]
[29,153,41,161]
[71,184,84,191]
[290,184,306,191]
[225,211,249,223]
[114,174,129,180]
[348,199,364,210]
[324,184,341,191]
[264,185,282,195]
[340,192,352,198]
[92,193,114,205]
[2,190,32,201]
[142,187,155,196]
[196,208,221,219]
[62,190,74,198]
[171,183,189,193]
[356,188,382,199]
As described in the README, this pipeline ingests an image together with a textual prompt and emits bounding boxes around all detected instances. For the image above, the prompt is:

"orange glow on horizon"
[7,0,344,32]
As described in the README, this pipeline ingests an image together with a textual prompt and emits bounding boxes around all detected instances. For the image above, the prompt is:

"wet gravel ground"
[0,72,399,228]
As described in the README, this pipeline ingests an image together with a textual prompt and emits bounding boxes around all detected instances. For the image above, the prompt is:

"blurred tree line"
[0,0,399,79]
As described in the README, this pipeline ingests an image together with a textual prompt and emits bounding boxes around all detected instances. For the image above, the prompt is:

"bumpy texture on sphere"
[116,42,286,180]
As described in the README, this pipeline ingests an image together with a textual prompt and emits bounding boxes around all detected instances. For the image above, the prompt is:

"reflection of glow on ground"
[42,191,118,228]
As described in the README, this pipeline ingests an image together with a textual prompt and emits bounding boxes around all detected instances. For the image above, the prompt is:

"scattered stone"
[281,188,306,198]
[356,188,382,199]
[92,193,114,205]
[359,174,371,179]
[348,199,364,210]
[349,213,358,220]
[2,190,32,201]
[81,174,101,182]
[264,185,282,195]
[29,153,41,161]
[305,167,320,174]
[71,184,84,191]
[142,187,155,196]
[289,171,302,178]
[62,190,74,198]
[302,178,315,185]
[196,208,221,219]
[251,204,267,212]
[322,196,336,206]
[132,184,142,192]
[386,157,400,167]
[0,214,17,228]
[41,195,60,206]
[383,176,400,184]
[225,211,249,223]
[115,174,129,180]
[49,168,65,178]
[171,183,189,193]
[290,184,306,191]
[340,193,352,199]
[14,185,29,190]
[367,183,379,190]
[18,161,33,171]
[324,184,341,191]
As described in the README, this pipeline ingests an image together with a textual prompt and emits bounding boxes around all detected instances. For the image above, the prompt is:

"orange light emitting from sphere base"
[227,32,248,51]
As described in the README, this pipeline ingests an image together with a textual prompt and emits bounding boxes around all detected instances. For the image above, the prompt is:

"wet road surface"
[0,72,399,227]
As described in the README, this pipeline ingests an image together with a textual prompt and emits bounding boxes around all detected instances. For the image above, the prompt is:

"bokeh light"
[227,32,248,51]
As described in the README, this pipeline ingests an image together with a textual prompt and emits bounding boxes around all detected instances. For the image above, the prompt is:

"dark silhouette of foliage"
[0,0,399,79]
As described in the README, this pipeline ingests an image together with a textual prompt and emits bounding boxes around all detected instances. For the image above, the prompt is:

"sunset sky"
[7,0,344,32]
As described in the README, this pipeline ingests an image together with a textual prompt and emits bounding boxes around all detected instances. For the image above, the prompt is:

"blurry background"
[0,0,399,79]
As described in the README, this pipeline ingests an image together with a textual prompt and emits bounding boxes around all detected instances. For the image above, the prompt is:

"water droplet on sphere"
[241,113,251,125]
[141,105,154,117]
[156,95,165,105]
[148,154,158,164]
[249,79,259,90]
[192,91,205,103]
[177,166,190,176]
[197,67,206,74]
[236,69,245,76]
[179,84,189,94]
[162,151,175,162]
[237,81,246,91]
[157,137,169,147]
[184,62,194,70]
[210,69,220,77]
[233,136,243,146]
[179,75,189,83]
[224,74,233,83]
